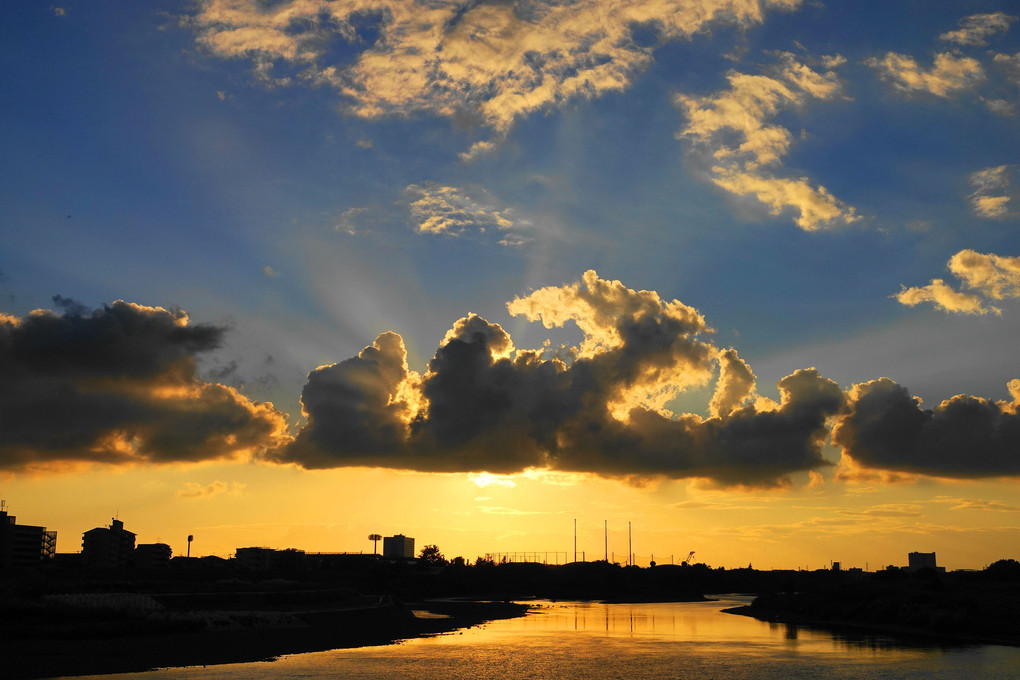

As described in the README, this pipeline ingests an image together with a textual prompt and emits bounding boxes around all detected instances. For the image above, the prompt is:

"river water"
[66,596,1020,679]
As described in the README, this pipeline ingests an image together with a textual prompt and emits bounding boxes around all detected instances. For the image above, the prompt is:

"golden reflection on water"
[66,596,1020,680]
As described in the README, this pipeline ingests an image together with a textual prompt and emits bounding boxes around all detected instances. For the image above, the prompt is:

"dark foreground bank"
[724,576,1020,648]
[2,598,530,680]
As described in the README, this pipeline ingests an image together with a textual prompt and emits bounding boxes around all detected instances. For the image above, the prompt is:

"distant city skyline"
[2,2,1019,571]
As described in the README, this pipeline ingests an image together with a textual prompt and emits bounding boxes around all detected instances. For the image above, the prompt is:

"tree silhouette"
[419,544,446,566]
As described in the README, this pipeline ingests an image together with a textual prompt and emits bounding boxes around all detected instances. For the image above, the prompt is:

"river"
[62,596,1020,679]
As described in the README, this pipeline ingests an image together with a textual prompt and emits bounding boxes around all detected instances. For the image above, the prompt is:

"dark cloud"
[273,272,847,487]
[834,378,1020,479]
[0,300,288,469]
[279,331,413,468]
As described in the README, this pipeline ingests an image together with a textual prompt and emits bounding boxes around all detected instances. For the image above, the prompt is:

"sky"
[2,0,1020,571]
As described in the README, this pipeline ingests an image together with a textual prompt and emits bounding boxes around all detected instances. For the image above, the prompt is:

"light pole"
[187,534,193,558]
[368,533,382,555]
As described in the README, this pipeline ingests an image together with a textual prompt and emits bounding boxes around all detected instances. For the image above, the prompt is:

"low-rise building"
[234,546,306,571]
[905,551,946,574]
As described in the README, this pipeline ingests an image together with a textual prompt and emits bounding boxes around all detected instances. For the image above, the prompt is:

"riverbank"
[723,579,1020,648]
[1,599,530,680]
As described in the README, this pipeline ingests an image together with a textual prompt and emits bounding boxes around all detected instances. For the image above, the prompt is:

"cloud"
[866,51,984,97]
[676,52,858,231]
[836,504,922,518]
[273,271,847,487]
[405,183,518,237]
[190,0,802,134]
[262,265,280,277]
[940,12,1016,47]
[459,140,498,163]
[341,183,535,244]
[983,98,1016,117]
[833,377,1020,479]
[970,165,1016,218]
[896,249,1020,315]
[709,348,756,417]
[470,472,516,488]
[0,299,289,470]
[995,51,1020,84]
[948,249,1020,299]
[895,278,995,315]
[176,481,247,498]
[939,497,1020,512]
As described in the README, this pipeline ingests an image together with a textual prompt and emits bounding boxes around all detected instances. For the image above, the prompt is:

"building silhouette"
[134,543,172,568]
[235,547,306,571]
[82,519,136,568]
[383,534,415,559]
[0,506,56,568]
[906,551,945,573]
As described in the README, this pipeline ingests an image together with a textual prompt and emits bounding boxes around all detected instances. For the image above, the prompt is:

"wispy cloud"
[190,0,802,136]
[940,12,1016,47]
[176,480,247,499]
[867,52,985,97]
[935,497,1020,512]
[970,165,1016,218]
[676,52,857,231]
[341,183,535,245]
[405,183,518,237]
[478,506,547,516]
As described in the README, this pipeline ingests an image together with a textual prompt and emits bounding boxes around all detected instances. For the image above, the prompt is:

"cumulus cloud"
[190,0,801,134]
[709,348,756,417]
[676,52,858,231]
[834,378,1020,479]
[273,271,847,487]
[866,51,984,97]
[896,249,1020,315]
[940,12,1016,47]
[949,249,1020,299]
[0,299,289,470]
[970,165,1016,218]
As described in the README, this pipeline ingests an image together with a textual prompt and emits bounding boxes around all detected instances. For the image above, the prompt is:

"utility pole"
[573,518,577,563]
[604,520,608,562]
[628,521,632,567]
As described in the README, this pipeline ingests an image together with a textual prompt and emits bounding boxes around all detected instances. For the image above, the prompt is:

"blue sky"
[2,1,1020,566]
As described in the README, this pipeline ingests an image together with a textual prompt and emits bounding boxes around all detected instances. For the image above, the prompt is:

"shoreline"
[723,605,1020,649]
[2,600,531,680]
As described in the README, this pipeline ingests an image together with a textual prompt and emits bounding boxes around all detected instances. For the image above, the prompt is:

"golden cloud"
[191,0,802,132]
[676,52,857,230]
[867,51,985,97]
